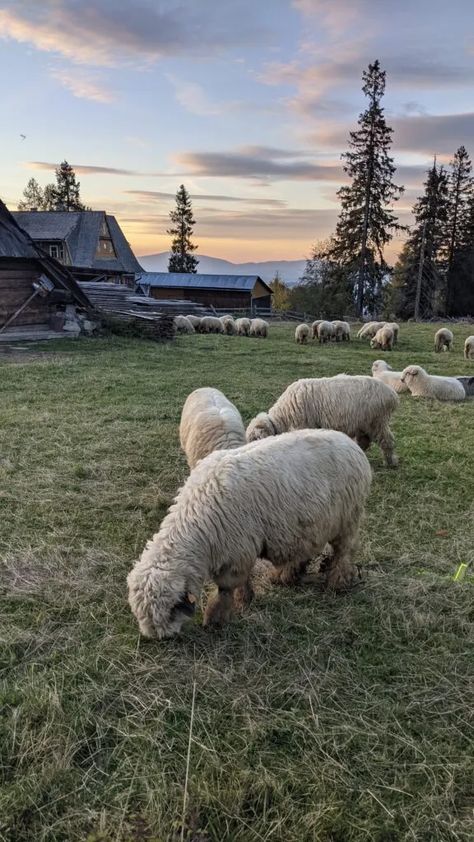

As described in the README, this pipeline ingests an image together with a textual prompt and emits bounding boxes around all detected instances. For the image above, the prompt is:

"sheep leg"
[272,558,309,586]
[324,532,360,591]
[356,432,371,451]
[203,587,236,627]
[376,425,398,468]
[233,578,254,611]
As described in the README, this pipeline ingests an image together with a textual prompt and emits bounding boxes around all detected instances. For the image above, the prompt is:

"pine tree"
[396,161,449,319]
[328,61,404,315]
[445,145,473,314]
[291,240,353,317]
[447,190,474,316]
[42,184,57,211]
[17,178,46,211]
[167,185,198,273]
[51,161,85,211]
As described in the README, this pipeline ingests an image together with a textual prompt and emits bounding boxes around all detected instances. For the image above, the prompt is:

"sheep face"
[372,360,391,374]
[400,365,422,387]
[127,561,197,639]
[246,412,276,442]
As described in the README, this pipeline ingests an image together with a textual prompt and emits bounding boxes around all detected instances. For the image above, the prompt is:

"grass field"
[0,322,473,842]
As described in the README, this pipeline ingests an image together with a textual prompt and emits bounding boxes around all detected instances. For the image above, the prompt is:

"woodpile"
[78,282,208,320]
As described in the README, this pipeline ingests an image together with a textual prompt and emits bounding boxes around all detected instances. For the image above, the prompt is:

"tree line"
[18,161,87,212]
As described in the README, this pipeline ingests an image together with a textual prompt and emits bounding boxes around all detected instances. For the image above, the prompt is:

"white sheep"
[317,321,334,344]
[400,365,466,401]
[357,321,385,340]
[220,315,237,335]
[370,325,394,351]
[185,315,201,330]
[332,320,351,342]
[179,387,246,469]
[127,429,373,638]
[311,320,323,339]
[386,322,399,343]
[464,335,474,360]
[434,327,453,352]
[371,360,408,393]
[200,316,224,334]
[295,323,310,344]
[250,318,268,338]
[235,317,251,336]
[174,315,195,334]
[246,374,399,467]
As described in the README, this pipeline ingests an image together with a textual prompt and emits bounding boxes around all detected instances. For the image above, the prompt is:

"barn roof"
[136,272,273,294]
[0,200,91,308]
[13,210,143,274]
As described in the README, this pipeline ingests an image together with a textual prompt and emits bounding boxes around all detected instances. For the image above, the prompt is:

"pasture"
[0,322,473,842]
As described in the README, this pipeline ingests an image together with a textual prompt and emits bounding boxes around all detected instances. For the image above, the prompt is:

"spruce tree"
[445,145,473,314]
[51,161,85,211]
[396,162,449,318]
[167,185,198,273]
[328,60,404,315]
[447,190,474,315]
[17,178,45,210]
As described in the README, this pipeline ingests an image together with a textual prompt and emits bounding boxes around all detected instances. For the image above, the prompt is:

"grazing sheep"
[235,317,251,336]
[464,335,474,360]
[358,321,385,340]
[179,387,246,469]
[127,429,373,638]
[246,374,399,467]
[250,318,268,338]
[371,360,408,393]
[295,323,310,344]
[220,315,237,335]
[200,315,224,334]
[174,315,195,334]
[334,320,351,342]
[370,325,394,351]
[311,319,323,339]
[185,315,201,330]
[386,322,400,343]
[400,365,465,401]
[317,321,334,344]
[434,327,453,352]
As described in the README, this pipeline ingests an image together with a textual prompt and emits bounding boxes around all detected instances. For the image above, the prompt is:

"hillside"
[138,252,306,285]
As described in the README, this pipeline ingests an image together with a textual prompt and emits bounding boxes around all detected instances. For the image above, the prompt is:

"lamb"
[200,316,224,334]
[127,429,373,639]
[235,317,251,336]
[464,335,474,360]
[250,318,268,338]
[332,320,351,342]
[317,321,334,344]
[400,365,466,401]
[174,315,195,334]
[357,321,385,340]
[220,315,237,335]
[185,315,201,330]
[179,387,246,469]
[434,327,453,352]
[311,320,323,339]
[370,325,394,351]
[371,360,408,393]
[295,323,310,344]
[246,374,399,467]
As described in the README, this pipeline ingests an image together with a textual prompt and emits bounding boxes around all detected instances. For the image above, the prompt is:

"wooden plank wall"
[0,268,50,326]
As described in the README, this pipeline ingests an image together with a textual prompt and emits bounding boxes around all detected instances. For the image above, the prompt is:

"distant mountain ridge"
[137,252,306,285]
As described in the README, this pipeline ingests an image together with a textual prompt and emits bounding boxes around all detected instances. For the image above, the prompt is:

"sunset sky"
[1,0,473,262]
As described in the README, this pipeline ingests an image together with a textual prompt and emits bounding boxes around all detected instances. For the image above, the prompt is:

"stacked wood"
[78,283,208,319]
[101,313,175,342]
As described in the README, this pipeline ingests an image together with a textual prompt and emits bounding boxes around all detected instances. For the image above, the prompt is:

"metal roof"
[13,210,143,274]
[136,272,272,293]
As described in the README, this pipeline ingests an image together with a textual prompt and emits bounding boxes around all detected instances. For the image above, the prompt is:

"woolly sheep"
[332,320,351,342]
[371,360,408,393]
[220,315,237,335]
[464,335,474,360]
[174,315,195,334]
[250,318,268,338]
[295,323,310,344]
[246,374,399,467]
[200,315,224,334]
[386,322,399,343]
[235,317,251,336]
[400,365,465,401]
[434,327,453,352]
[317,321,334,343]
[357,321,385,340]
[370,325,394,351]
[185,315,201,330]
[311,319,323,339]
[179,387,246,469]
[127,429,373,638]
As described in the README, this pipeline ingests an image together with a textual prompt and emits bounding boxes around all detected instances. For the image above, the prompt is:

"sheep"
[174,315,195,334]
[295,323,310,344]
[464,335,474,360]
[220,315,237,335]
[127,429,373,638]
[250,318,268,338]
[311,319,323,339]
[317,321,334,344]
[179,387,246,470]
[386,322,399,343]
[371,360,408,393]
[332,320,351,342]
[200,315,224,334]
[370,325,394,351]
[400,365,465,401]
[434,327,453,352]
[246,374,399,467]
[185,315,201,330]
[235,317,251,336]
[357,321,385,340]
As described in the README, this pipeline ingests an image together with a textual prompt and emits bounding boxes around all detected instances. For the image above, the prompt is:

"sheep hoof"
[325,563,359,592]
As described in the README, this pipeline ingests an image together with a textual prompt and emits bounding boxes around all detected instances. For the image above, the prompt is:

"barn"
[0,200,91,340]
[135,272,273,312]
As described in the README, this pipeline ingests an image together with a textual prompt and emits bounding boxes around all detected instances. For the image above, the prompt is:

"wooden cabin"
[135,273,273,311]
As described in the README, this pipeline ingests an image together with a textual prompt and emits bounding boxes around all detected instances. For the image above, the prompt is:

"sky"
[0,0,473,262]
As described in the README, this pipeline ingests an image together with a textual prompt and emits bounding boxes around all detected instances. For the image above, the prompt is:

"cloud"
[125,190,287,206]
[0,1,273,67]
[174,147,343,182]
[166,74,221,116]
[26,161,157,176]
[50,68,114,103]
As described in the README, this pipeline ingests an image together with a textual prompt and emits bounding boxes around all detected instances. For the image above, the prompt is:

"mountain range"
[137,252,306,285]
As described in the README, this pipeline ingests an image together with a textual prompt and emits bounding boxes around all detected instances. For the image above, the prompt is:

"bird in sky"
[20,134,26,140]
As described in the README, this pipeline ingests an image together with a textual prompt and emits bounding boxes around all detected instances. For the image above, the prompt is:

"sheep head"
[127,558,198,639]
[246,412,276,442]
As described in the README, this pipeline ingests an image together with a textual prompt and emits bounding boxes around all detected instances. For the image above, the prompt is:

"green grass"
[0,323,473,842]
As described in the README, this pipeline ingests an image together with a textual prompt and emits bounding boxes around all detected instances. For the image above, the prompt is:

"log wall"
[0,262,50,327]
